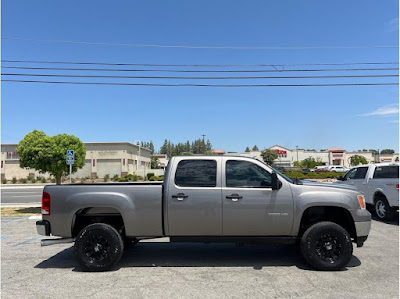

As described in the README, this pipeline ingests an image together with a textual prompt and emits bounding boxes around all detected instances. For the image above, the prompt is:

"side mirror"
[337,176,344,181]
[271,172,282,190]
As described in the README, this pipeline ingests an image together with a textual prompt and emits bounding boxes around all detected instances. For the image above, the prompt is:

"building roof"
[212,149,226,154]
[268,144,292,151]
[327,147,345,152]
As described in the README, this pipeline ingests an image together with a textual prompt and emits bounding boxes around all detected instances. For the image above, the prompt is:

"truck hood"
[300,180,358,191]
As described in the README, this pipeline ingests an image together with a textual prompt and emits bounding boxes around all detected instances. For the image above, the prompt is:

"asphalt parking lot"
[1,215,398,299]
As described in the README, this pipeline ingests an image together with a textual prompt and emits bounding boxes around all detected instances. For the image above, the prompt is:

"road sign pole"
[69,164,72,184]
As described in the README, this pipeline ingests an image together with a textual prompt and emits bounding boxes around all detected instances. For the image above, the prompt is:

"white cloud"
[363,103,399,116]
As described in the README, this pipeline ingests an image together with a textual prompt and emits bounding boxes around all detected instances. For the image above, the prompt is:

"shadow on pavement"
[35,242,361,272]
[371,213,399,226]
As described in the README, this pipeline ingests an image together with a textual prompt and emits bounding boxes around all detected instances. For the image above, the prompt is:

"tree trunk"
[56,176,62,185]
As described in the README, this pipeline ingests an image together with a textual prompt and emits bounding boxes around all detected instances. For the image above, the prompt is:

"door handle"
[226,194,243,202]
[172,193,188,201]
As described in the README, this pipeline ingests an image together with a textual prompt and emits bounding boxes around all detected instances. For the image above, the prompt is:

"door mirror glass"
[337,176,344,181]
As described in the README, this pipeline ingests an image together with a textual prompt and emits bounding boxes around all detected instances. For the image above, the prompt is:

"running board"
[41,238,74,246]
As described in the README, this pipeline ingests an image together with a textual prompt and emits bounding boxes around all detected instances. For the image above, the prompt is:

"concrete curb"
[1,186,46,190]
[1,203,41,208]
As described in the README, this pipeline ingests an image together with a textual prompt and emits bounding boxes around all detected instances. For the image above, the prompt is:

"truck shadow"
[371,213,399,226]
[35,242,361,272]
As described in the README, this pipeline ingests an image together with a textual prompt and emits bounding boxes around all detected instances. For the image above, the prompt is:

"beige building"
[1,142,152,180]
[231,145,399,168]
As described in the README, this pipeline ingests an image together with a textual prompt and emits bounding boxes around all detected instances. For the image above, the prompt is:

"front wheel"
[74,223,124,271]
[301,221,353,271]
[374,197,395,221]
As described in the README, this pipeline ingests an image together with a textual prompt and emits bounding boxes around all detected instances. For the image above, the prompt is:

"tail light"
[42,192,51,215]
[396,184,399,191]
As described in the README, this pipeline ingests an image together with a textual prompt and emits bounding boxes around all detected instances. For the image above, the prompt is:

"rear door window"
[373,166,399,179]
[175,160,217,187]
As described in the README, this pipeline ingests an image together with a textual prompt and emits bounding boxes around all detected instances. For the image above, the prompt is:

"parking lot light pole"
[134,140,141,172]
[296,145,299,164]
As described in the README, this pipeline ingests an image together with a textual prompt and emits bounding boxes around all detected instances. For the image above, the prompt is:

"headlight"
[357,195,366,210]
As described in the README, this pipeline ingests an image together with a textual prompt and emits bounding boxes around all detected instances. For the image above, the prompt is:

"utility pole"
[201,134,206,154]
[134,140,141,172]
[296,145,299,164]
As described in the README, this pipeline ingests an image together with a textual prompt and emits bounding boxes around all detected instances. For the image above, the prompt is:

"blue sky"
[1,0,399,152]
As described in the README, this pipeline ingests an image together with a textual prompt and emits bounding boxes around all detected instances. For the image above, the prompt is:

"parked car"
[37,156,371,271]
[313,166,329,172]
[328,166,349,173]
[336,163,399,221]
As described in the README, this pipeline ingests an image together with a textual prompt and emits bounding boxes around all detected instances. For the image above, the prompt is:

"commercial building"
[232,145,399,168]
[1,142,152,180]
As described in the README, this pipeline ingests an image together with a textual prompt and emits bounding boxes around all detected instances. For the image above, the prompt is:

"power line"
[2,37,398,50]
[1,59,398,67]
[3,73,398,80]
[3,79,398,87]
[2,66,398,73]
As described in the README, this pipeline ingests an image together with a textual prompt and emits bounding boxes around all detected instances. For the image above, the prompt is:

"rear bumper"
[36,220,51,236]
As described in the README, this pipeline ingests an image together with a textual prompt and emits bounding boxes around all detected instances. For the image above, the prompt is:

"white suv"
[328,165,349,172]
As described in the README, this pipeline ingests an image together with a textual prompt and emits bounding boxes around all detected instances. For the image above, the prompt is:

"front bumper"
[354,221,371,247]
[36,220,51,236]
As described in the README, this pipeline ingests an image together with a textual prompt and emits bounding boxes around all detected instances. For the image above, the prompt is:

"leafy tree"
[151,157,160,169]
[245,146,250,152]
[380,149,395,154]
[369,149,378,155]
[349,155,368,166]
[301,157,323,169]
[252,145,259,151]
[293,161,302,167]
[260,149,278,165]
[395,156,399,162]
[17,130,86,185]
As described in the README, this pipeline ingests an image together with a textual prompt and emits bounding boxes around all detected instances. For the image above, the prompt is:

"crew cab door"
[166,157,222,236]
[221,158,293,236]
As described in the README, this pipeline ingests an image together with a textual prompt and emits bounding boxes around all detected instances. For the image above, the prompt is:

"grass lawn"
[1,207,41,216]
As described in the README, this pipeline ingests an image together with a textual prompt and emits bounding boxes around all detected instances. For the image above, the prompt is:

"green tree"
[252,145,259,151]
[301,157,323,169]
[16,130,86,185]
[349,155,368,166]
[245,146,250,152]
[369,149,378,155]
[260,149,278,165]
[151,156,159,169]
[380,149,395,154]
[293,161,302,167]
[395,156,399,162]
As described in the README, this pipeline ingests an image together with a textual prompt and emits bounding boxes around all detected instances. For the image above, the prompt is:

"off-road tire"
[301,221,353,271]
[374,196,395,221]
[74,223,124,272]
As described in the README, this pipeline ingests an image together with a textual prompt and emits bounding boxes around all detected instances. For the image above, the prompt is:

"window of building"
[175,160,217,187]
[226,160,271,188]
[373,166,399,179]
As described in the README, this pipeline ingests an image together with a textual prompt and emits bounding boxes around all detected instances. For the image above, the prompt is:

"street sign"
[66,150,75,165]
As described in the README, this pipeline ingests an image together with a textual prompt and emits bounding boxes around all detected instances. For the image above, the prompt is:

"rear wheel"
[301,221,353,271]
[74,223,124,271]
[374,197,395,221]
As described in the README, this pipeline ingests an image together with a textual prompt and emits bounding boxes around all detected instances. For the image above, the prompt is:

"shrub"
[80,177,86,183]
[149,176,158,181]
[2,179,7,184]
[51,178,56,183]
[125,174,134,181]
[104,174,110,182]
[41,177,47,183]
[158,176,164,181]
[12,177,17,184]
[147,173,155,180]
[113,174,120,181]
[31,178,36,183]
[136,176,144,181]
[71,178,76,183]
[118,177,129,182]
[20,178,27,184]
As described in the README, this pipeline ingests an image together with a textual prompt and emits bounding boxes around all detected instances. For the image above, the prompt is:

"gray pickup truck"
[37,156,371,271]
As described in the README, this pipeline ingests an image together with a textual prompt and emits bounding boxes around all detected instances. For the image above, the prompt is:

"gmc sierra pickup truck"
[336,163,399,221]
[37,156,371,271]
